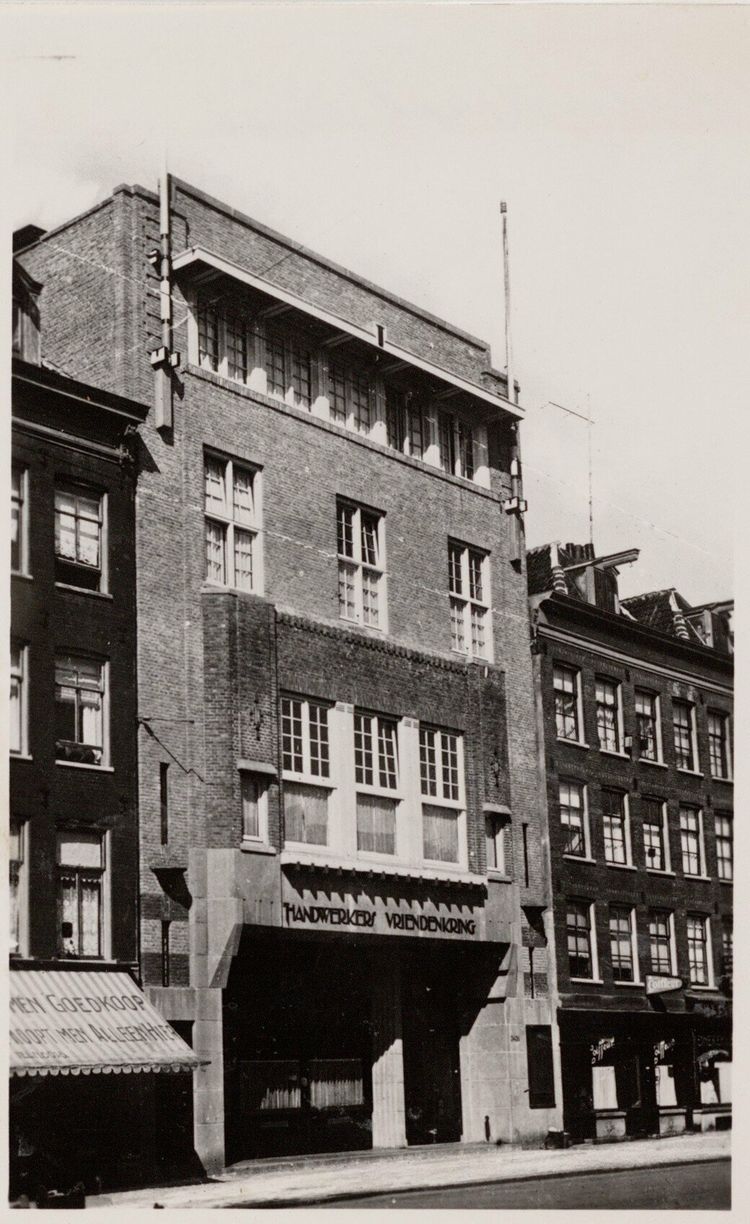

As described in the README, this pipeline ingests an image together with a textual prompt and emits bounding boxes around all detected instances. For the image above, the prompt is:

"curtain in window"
[357,795,397,855]
[80,876,102,956]
[284,783,328,845]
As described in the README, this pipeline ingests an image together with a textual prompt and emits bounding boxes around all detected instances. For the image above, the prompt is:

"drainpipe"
[151,156,177,430]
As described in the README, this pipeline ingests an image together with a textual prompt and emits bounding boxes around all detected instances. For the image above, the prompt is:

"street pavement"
[86,1129,730,1210]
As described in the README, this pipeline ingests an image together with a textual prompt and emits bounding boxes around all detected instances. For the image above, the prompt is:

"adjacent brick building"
[529,542,733,1141]
[16,176,561,1172]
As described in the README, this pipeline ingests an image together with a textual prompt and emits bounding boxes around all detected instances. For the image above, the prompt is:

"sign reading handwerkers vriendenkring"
[280,878,484,939]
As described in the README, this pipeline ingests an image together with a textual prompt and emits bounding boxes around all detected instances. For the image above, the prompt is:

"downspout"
[152,157,176,430]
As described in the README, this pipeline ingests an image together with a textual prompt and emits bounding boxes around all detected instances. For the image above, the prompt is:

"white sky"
[4,2,748,604]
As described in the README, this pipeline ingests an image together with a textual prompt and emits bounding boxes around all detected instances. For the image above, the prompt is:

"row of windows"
[202,454,492,658]
[194,303,484,483]
[10,824,108,960]
[558,782,733,881]
[553,663,732,780]
[565,900,731,989]
[10,645,108,765]
[12,468,109,593]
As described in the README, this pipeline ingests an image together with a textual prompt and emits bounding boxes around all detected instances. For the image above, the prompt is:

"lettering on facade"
[283,903,376,928]
[591,1037,615,1065]
[282,900,477,937]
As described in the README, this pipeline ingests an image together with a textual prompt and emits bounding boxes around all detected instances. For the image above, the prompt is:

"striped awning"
[10,969,206,1077]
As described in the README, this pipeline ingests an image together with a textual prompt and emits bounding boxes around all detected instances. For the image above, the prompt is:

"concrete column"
[370,956,407,1148]
[192,986,225,1175]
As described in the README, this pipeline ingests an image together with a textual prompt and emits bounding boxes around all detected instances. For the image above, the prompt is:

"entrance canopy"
[10,969,206,1077]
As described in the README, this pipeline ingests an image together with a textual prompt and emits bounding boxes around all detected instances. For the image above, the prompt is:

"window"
[485,812,509,874]
[567,901,596,980]
[419,725,464,865]
[595,678,621,752]
[559,781,588,858]
[337,501,385,628]
[602,790,630,866]
[438,411,474,480]
[241,773,270,843]
[642,798,670,872]
[687,914,712,987]
[448,541,490,660]
[10,641,28,757]
[707,711,731,779]
[284,784,329,846]
[526,1026,556,1109]
[11,466,28,574]
[9,821,28,957]
[419,726,459,800]
[57,831,107,958]
[609,906,637,982]
[715,813,732,882]
[160,763,169,845]
[54,655,107,767]
[680,806,705,877]
[553,665,581,742]
[327,362,372,433]
[54,483,105,591]
[204,455,261,593]
[357,794,397,856]
[265,326,313,409]
[722,921,733,978]
[385,387,425,459]
[635,690,660,761]
[198,301,220,372]
[672,700,696,771]
[282,698,331,847]
[355,713,398,789]
[649,910,675,975]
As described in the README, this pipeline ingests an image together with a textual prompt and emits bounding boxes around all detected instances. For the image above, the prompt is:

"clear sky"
[5,3,748,604]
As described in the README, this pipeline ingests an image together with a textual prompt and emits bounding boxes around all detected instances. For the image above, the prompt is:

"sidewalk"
[87,1130,731,1209]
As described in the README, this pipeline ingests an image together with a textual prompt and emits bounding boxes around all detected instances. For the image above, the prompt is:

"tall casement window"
[264,326,313,410]
[419,725,464,865]
[438,411,474,480]
[679,806,705,877]
[54,483,105,591]
[566,901,596,980]
[559,780,588,858]
[197,301,220,372]
[635,690,661,761]
[448,541,490,660]
[204,455,262,593]
[595,678,621,753]
[707,711,731,780]
[609,906,638,983]
[722,921,733,980]
[672,700,697,771]
[485,812,509,874]
[55,655,107,767]
[11,465,28,575]
[715,813,733,882]
[355,712,399,856]
[57,830,107,959]
[327,363,373,433]
[602,790,630,866]
[642,798,670,872]
[240,772,270,844]
[282,696,331,847]
[337,500,385,628]
[553,664,581,742]
[686,914,712,987]
[10,641,28,757]
[9,820,28,957]
[197,300,252,384]
[648,910,675,975]
[385,387,425,459]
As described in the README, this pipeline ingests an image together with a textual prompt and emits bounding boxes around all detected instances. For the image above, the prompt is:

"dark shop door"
[403,979,462,1145]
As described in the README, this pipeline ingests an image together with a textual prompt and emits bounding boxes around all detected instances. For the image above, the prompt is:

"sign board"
[280,876,487,941]
[645,974,682,995]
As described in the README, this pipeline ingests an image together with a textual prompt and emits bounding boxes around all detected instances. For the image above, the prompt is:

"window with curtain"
[57,831,105,958]
[595,678,620,752]
[55,483,104,591]
[559,780,587,857]
[553,664,580,741]
[54,655,105,766]
[635,690,660,760]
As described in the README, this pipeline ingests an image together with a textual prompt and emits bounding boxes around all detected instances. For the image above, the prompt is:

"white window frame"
[672,699,699,773]
[567,899,601,983]
[642,798,672,874]
[54,482,108,594]
[686,913,715,988]
[448,540,492,662]
[437,410,476,480]
[635,689,663,763]
[337,500,387,631]
[9,819,29,957]
[484,811,510,876]
[240,771,271,846]
[418,724,467,870]
[679,805,707,878]
[263,322,316,411]
[610,904,641,985]
[54,655,110,770]
[595,676,623,754]
[714,812,733,882]
[649,909,677,977]
[56,829,111,961]
[559,779,592,860]
[10,640,29,758]
[553,663,585,745]
[11,464,29,577]
[353,711,401,859]
[281,696,332,785]
[601,789,633,868]
[707,710,732,781]
[204,452,263,595]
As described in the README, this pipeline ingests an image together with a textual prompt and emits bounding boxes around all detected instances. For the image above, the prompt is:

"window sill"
[683,873,711,882]
[688,985,719,993]
[646,868,676,877]
[677,768,704,779]
[340,614,386,635]
[718,877,733,886]
[710,775,733,785]
[10,753,33,762]
[600,749,631,760]
[638,758,668,769]
[604,862,637,872]
[487,870,513,882]
[56,760,114,773]
[11,571,33,582]
[570,977,604,985]
[614,980,644,988]
[557,739,590,751]
[357,785,404,802]
[55,582,112,600]
[282,774,334,790]
[563,854,596,865]
[201,581,264,599]
[451,648,492,666]
[240,840,277,856]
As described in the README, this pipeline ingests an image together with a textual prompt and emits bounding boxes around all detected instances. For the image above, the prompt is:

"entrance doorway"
[402,971,462,1145]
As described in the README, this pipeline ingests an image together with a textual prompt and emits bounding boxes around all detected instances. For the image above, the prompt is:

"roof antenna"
[587,393,594,547]
[500,202,514,404]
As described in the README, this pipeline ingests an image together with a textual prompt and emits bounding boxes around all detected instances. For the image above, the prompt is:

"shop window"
[642,798,670,872]
[686,913,712,986]
[672,700,697,771]
[485,812,509,874]
[714,813,732,881]
[337,500,386,629]
[11,465,28,575]
[680,806,705,877]
[566,900,597,980]
[602,790,630,866]
[559,780,589,858]
[54,483,106,591]
[57,830,107,958]
[635,689,661,761]
[54,655,107,767]
[448,540,491,660]
[553,664,582,742]
[10,640,28,757]
[609,905,638,982]
[526,1025,556,1109]
[649,910,675,975]
[707,710,731,780]
[385,386,425,459]
[204,454,262,594]
[595,677,621,753]
[9,820,28,957]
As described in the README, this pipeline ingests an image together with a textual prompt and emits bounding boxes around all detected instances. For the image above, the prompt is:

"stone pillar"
[370,956,407,1148]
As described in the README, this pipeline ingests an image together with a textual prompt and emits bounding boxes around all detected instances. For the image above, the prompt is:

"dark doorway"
[402,969,462,1145]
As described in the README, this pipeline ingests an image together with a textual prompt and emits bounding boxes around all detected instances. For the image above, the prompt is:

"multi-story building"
[15,176,561,1173]
[9,255,200,1199]
[529,542,733,1141]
